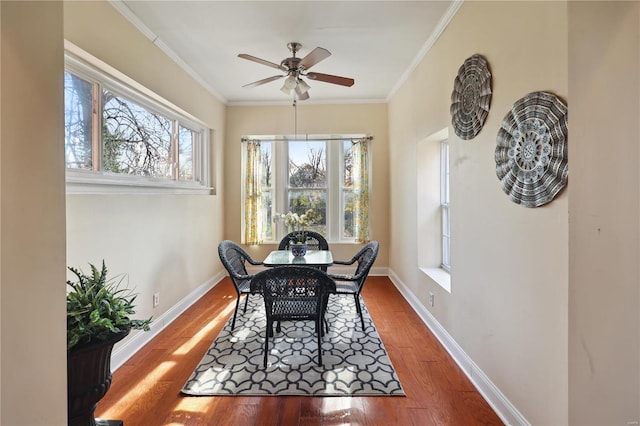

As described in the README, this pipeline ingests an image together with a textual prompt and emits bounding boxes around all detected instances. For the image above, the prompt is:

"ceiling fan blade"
[306,72,355,87]
[242,75,284,88]
[295,85,310,100]
[238,54,287,72]
[298,47,331,71]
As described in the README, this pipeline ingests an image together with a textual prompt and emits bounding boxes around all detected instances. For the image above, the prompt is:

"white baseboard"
[387,269,529,426]
[366,266,387,276]
[111,271,226,370]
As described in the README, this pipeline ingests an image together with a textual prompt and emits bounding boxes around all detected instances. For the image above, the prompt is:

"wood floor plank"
[95,277,503,425]
[277,396,301,426]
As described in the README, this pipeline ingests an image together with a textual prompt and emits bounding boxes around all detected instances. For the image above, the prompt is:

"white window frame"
[440,139,451,271]
[64,41,213,195]
[417,129,450,293]
[243,134,370,244]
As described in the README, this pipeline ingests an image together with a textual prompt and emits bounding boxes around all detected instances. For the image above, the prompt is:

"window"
[417,128,450,292]
[242,135,371,244]
[440,139,451,271]
[64,47,211,194]
[287,139,328,235]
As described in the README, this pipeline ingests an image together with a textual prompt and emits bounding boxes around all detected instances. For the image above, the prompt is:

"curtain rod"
[241,135,373,143]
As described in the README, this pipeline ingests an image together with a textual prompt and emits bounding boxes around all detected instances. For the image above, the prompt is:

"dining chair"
[278,230,329,251]
[218,240,263,330]
[278,231,329,271]
[328,241,379,332]
[250,266,336,367]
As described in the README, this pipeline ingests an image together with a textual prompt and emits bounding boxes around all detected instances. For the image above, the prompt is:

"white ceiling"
[112,1,458,105]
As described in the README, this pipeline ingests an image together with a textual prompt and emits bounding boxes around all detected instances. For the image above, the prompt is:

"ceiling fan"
[238,42,355,100]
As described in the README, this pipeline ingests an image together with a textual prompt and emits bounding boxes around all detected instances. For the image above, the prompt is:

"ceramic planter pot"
[290,242,307,257]
[67,329,129,426]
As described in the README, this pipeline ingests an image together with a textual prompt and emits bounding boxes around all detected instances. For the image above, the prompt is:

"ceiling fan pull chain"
[293,98,297,139]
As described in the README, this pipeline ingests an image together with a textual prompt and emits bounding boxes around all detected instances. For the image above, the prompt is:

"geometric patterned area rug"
[181,293,405,396]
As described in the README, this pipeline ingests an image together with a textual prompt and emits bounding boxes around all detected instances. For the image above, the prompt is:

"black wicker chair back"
[351,241,379,291]
[218,240,263,330]
[328,241,379,331]
[277,230,329,251]
[250,266,336,367]
[278,231,329,271]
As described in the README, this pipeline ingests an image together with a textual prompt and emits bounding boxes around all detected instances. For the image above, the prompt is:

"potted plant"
[67,261,151,426]
[275,209,319,257]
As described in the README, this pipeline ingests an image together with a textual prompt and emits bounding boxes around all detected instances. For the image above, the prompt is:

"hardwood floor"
[96,276,503,425]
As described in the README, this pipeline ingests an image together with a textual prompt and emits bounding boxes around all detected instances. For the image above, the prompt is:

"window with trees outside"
[242,136,371,244]
[64,49,210,194]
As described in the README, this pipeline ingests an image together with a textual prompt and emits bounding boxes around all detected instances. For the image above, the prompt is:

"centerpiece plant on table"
[275,208,319,249]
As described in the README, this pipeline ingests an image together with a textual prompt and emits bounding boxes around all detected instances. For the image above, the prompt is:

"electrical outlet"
[153,292,160,308]
[429,292,435,307]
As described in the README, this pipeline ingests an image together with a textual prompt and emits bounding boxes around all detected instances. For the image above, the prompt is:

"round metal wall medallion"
[450,54,492,140]
[495,91,568,208]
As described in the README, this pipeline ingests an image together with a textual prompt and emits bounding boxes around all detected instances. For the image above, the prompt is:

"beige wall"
[1,1,67,424]
[389,2,569,424]
[568,2,640,424]
[225,103,390,265]
[64,1,226,351]
[2,1,637,423]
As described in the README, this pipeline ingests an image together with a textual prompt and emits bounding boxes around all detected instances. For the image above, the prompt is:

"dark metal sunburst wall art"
[450,54,492,140]
[495,91,568,208]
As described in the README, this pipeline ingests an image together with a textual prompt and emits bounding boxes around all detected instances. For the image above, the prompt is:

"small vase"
[291,243,307,257]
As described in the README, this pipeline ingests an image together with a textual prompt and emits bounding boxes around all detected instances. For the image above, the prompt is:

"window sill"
[66,171,214,195]
[420,267,451,293]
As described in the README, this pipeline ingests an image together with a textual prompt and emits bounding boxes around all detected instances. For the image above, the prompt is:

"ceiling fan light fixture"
[280,75,297,95]
[297,78,311,94]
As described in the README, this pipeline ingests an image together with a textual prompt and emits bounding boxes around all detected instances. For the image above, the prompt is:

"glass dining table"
[262,250,333,267]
